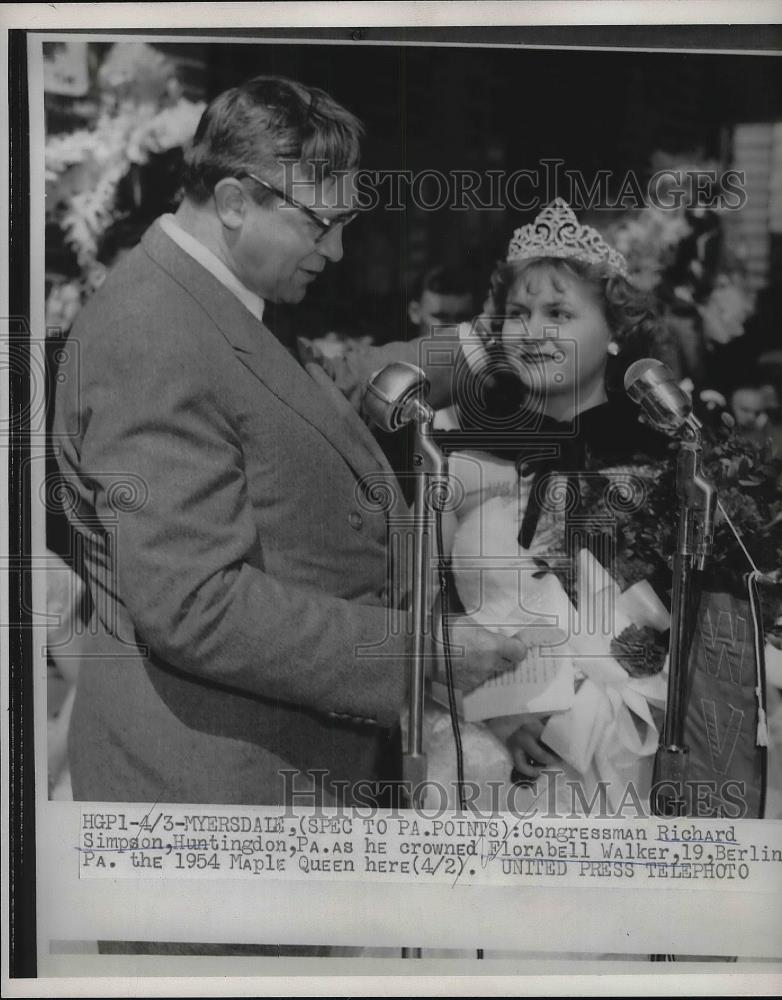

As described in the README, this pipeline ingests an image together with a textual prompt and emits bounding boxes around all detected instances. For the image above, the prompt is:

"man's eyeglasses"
[241,172,359,244]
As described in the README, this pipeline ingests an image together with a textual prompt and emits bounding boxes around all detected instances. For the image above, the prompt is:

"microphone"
[362,362,433,432]
[624,358,700,435]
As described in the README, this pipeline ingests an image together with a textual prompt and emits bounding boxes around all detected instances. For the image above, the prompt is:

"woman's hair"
[182,75,364,203]
[482,255,665,396]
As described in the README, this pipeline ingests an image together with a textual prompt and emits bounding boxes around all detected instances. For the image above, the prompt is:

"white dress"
[425,450,669,816]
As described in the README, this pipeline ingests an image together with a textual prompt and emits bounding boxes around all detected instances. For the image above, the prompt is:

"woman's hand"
[503,715,560,779]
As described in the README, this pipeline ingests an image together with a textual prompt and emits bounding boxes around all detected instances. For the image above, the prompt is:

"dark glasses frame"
[241,171,359,244]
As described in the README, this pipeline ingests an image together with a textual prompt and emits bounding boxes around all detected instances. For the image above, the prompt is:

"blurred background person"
[406,263,477,340]
[730,382,774,447]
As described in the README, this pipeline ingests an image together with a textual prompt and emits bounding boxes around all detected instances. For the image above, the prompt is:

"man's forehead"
[422,289,473,305]
[734,389,763,405]
[287,164,358,213]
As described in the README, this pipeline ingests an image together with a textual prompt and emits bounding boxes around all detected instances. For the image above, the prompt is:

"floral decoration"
[574,428,782,637]
[45,43,205,317]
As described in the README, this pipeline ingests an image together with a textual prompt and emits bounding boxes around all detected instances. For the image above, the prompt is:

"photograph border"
[5,3,782,996]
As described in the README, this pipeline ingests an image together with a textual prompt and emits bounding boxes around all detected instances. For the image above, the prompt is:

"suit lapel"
[141,221,394,481]
[303,361,400,472]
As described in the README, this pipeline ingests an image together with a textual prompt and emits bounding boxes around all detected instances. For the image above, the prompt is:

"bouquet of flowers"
[573,428,782,623]
[434,425,781,811]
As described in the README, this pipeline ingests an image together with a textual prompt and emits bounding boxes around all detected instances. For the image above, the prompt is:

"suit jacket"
[54,220,409,805]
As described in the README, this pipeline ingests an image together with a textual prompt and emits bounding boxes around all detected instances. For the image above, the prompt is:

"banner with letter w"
[684,583,768,818]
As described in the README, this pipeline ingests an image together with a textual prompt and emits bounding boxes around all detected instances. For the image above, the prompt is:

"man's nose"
[318,225,344,263]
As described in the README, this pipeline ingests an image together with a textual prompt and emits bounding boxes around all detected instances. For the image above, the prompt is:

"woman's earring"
[606,341,620,356]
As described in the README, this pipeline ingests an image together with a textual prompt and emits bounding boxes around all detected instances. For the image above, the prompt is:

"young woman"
[429,200,674,813]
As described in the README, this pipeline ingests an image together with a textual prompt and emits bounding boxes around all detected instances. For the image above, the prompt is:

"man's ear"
[408,299,422,326]
[213,178,248,230]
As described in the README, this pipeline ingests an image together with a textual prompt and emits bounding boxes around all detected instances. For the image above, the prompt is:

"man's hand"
[444,617,564,694]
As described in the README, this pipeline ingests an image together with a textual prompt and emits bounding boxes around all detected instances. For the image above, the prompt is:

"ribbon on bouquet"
[537,550,670,810]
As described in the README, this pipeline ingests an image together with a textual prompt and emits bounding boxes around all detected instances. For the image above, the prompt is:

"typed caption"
[78,806,782,892]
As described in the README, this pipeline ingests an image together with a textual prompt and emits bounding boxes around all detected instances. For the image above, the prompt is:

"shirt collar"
[159,213,265,324]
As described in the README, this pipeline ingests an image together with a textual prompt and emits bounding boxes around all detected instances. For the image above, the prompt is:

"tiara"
[506,198,629,279]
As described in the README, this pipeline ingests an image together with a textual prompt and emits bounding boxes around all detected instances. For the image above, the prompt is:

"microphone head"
[362,362,430,432]
[624,358,693,434]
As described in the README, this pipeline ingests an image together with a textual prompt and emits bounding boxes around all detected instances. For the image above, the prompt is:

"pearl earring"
[606,341,619,356]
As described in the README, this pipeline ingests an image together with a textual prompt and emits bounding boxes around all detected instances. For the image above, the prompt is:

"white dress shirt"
[159,213,265,324]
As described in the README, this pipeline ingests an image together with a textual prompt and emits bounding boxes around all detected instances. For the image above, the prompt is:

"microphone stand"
[362,364,447,960]
[651,417,716,817]
[400,405,447,963]
[404,399,446,810]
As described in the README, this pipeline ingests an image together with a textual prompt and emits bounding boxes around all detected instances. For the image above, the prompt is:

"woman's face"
[500,266,613,419]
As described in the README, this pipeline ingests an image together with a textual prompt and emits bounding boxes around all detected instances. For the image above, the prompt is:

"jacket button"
[348,511,363,531]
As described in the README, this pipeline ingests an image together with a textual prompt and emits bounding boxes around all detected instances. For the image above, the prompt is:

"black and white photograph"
[5,3,782,995]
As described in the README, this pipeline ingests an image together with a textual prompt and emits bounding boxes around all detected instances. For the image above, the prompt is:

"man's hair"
[182,75,364,203]
[409,264,476,304]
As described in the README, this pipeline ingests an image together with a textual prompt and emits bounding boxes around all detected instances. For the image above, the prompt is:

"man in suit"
[54,75,528,807]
